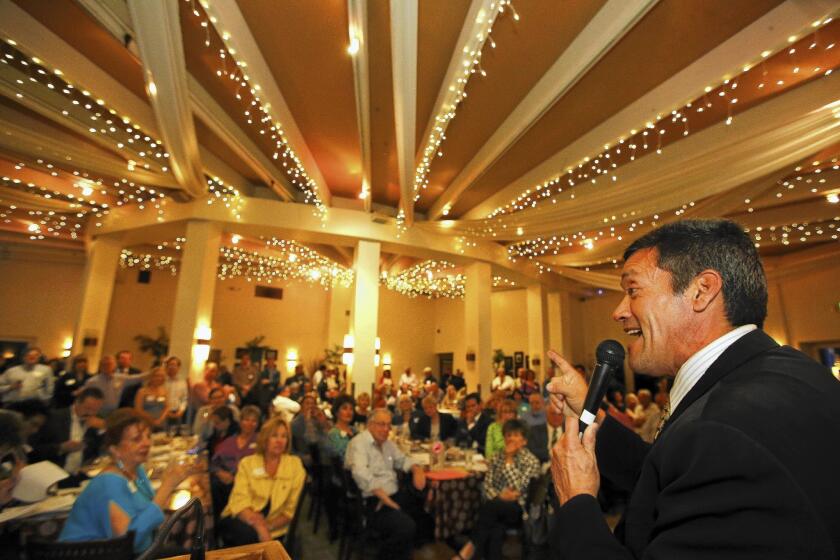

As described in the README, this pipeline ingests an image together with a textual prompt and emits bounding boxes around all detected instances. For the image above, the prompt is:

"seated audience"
[30,387,105,484]
[485,399,517,459]
[134,367,169,430]
[291,394,329,466]
[194,387,241,439]
[345,408,431,560]
[421,366,437,386]
[232,354,259,401]
[521,392,546,427]
[399,367,418,391]
[211,405,261,518]
[353,392,371,426]
[218,417,306,545]
[633,389,661,443]
[5,399,50,446]
[59,409,190,553]
[191,362,222,410]
[0,348,53,404]
[54,355,92,408]
[412,394,458,441]
[207,406,239,455]
[392,394,418,438]
[0,411,25,509]
[456,393,493,454]
[490,368,514,396]
[84,355,148,417]
[526,398,564,464]
[259,355,281,393]
[447,369,466,393]
[454,419,541,560]
[441,384,462,410]
[325,395,356,460]
[520,369,540,396]
[376,369,394,392]
[318,366,341,403]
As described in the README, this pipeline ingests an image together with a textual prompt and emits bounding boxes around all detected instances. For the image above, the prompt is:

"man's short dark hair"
[77,387,104,402]
[623,219,767,328]
[0,411,24,449]
[6,399,49,420]
[464,392,481,405]
[210,406,234,423]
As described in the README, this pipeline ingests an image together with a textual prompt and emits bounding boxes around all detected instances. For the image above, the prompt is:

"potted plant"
[134,327,170,366]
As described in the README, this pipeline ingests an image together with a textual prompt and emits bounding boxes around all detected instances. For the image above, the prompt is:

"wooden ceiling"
[0,0,838,277]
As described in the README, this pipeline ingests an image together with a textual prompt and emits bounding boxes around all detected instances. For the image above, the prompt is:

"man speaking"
[546,219,840,559]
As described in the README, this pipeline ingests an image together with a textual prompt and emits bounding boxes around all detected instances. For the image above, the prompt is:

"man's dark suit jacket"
[527,422,550,463]
[552,329,840,559]
[455,412,494,453]
[411,411,459,441]
[29,407,102,467]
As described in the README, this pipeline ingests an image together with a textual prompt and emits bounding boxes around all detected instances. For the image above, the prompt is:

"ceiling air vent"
[254,286,283,300]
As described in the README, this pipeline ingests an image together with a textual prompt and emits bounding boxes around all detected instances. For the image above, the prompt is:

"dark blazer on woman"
[551,329,840,559]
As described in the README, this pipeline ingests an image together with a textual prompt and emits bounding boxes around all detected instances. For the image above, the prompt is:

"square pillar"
[465,262,492,396]
[526,285,549,381]
[350,240,380,392]
[169,221,221,383]
[548,291,573,358]
[72,234,123,366]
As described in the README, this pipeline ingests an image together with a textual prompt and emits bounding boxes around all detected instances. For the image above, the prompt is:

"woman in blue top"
[60,408,190,553]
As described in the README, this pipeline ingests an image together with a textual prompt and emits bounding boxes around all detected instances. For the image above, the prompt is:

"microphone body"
[578,340,625,436]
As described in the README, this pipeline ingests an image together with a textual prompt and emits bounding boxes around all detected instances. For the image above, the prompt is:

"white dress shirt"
[670,324,757,412]
[64,407,84,475]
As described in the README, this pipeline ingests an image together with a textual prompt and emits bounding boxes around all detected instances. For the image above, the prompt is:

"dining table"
[404,440,488,541]
[8,433,215,550]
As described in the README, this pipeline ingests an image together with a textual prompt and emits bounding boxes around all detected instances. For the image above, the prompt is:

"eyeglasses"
[0,447,25,481]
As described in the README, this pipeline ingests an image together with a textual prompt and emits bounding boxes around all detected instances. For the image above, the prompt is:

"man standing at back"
[546,219,840,559]
[0,348,53,404]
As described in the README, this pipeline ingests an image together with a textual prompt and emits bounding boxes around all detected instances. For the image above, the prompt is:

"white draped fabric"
[418,73,840,242]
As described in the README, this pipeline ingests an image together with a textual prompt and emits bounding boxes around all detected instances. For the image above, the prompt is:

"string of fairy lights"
[413,0,518,207]
[183,0,327,218]
[506,156,840,264]
[119,236,354,289]
[380,259,517,298]
[205,176,242,220]
[486,16,839,224]
[0,39,169,175]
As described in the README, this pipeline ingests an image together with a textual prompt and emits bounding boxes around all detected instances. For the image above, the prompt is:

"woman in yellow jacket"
[218,416,306,545]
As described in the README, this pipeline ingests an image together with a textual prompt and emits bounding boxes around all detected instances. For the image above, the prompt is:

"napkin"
[12,461,69,503]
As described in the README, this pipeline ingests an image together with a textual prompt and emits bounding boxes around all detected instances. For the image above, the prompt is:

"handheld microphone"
[578,340,625,437]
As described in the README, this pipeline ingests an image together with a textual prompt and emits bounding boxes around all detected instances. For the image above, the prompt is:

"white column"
[72,234,123,366]
[327,283,353,352]
[526,284,550,381]
[547,291,572,357]
[169,221,221,383]
[464,262,492,396]
[351,240,380,393]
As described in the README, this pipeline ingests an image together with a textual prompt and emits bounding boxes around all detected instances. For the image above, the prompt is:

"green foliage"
[324,344,343,366]
[134,326,169,366]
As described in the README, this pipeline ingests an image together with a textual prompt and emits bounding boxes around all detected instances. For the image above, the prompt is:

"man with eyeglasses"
[345,408,431,560]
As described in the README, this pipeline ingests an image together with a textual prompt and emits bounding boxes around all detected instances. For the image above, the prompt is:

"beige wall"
[1,251,837,381]
[0,258,84,359]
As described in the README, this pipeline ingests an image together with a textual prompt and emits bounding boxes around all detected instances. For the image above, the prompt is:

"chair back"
[136,498,204,560]
[282,483,308,557]
[27,532,135,560]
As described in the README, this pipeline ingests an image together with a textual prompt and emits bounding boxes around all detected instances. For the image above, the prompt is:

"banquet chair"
[26,531,135,560]
[337,467,381,560]
[281,482,308,559]
[305,443,327,534]
[137,497,204,560]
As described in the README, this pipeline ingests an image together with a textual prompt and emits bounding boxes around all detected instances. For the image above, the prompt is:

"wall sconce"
[193,326,212,363]
[62,338,73,359]
[342,334,354,366]
[374,337,381,366]
[466,352,476,362]
[382,352,392,368]
[286,349,298,372]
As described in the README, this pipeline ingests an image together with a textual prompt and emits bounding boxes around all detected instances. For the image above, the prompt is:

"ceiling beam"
[0,104,174,188]
[126,0,206,199]
[0,0,158,136]
[203,0,331,206]
[347,0,372,212]
[428,0,658,220]
[464,0,840,220]
[189,76,295,201]
[389,0,417,226]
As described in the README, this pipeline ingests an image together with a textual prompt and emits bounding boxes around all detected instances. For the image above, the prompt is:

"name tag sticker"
[253,467,266,476]
[248,443,257,449]
[127,481,137,493]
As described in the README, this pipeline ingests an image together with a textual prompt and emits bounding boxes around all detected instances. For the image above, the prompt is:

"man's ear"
[690,269,723,312]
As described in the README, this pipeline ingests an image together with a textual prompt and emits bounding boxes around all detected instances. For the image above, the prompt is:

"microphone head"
[596,339,625,367]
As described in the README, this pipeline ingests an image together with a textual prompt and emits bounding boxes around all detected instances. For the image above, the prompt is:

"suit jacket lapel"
[661,329,778,434]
